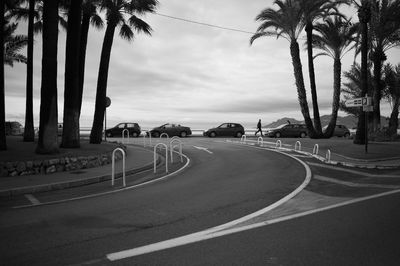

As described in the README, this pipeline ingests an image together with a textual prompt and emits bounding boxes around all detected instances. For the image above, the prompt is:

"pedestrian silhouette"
[255,119,263,136]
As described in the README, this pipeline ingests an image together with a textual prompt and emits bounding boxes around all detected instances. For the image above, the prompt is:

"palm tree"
[340,63,374,116]
[90,0,158,144]
[60,0,83,148]
[382,63,400,137]
[298,0,348,137]
[369,0,400,131]
[4,22,28,66]
[35,0,59,154]
[250,0,317,138]
[1,1,6,150]
[313,16,358,138]
[78,0,103,115]
[352,0,372,145]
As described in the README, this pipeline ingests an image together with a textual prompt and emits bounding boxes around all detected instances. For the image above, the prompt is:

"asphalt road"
[0,138,307,265]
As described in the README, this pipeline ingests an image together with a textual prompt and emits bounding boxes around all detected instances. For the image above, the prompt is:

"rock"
[16,162,26,172]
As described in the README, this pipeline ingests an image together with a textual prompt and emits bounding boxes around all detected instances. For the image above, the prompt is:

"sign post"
[104,97,111,141]
[345,95,373,153]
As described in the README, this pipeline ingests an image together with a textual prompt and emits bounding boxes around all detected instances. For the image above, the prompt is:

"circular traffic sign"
[105,97,111,108]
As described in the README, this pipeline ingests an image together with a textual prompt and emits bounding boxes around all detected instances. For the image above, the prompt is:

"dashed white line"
[192,145,213,154]
[24,194,40,205]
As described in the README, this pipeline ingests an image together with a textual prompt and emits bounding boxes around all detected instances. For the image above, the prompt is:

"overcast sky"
[5,0,400,130]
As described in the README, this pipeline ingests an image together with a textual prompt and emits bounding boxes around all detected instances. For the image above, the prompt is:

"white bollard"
[112,148,126,187]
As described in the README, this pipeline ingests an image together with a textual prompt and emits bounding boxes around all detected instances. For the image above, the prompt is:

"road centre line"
[24,194,40,205]
[192,145,213,154]
[106,141,312,261]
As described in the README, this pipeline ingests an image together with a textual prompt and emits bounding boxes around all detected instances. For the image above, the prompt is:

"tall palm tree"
[382,63,400,136]
[250,0,317,138]
[60,0,83,148]
[369,0,400,131]
[35,0,59,154]
[353,0,372,145]
[90,0,158,144]
[4,22,28,66]
[313,16,358,138]
[78,0,103,115]
[298,0,347,137]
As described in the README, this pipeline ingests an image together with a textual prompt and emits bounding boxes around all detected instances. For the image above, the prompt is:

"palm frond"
[119,23,134,41]
[128,15,152,35]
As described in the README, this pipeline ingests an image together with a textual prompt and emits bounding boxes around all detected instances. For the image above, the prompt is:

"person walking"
[255,119,263,136]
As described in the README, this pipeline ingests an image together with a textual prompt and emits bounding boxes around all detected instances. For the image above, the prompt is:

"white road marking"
[314,175,400,189]
[107,188,400,261]
[24,194,40,205]
[308,162,400,178]
[192,145,213,154]
[107,142,312,261]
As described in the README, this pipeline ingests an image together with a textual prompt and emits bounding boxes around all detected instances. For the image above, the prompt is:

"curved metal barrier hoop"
[276,139,282,149]
[295,141,301,151]
[240,135,247,144]
[326,149,331,162]
[122,129,129,144]
[112,148,126,187]
[154,143,168,174]
[312,144,319,155]
[170,138,183,163]
[143,131,152,147]
[257,136,263,146]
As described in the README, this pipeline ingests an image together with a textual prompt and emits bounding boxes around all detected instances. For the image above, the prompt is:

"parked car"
[323,124,350,138]
[148,123,192,138]
[5,121,23,136]
[204,123,245,138]
[105,122,141,137]
[266,123,308,138]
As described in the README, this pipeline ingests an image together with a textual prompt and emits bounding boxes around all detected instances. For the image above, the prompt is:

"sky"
[5,0,400,130]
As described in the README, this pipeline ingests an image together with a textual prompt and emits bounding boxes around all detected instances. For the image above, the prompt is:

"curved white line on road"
[13,151,191,209]
[107,141,312,261]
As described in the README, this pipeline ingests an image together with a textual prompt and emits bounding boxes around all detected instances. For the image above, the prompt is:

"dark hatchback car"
[204,123,245,138]
[149,123,192,138]
[324,124,350,138]
[266,123,308,138]
[105,122,141,137]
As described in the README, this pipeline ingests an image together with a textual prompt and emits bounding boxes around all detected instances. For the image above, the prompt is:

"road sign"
[105,97,111,108]
[345,98,363,107]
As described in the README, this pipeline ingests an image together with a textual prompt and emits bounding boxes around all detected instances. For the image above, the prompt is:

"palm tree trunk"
[0,1,7,150]
[324,57,342,138]
[90,23,116,144]
[61,0,83,148]
[77,12,90,115]
[290,40,317,138]
[36,0,59,154]
[388,96,399,136]
[354,3,370,145]
[23,0,35,142]
[372,48,384,132]
[306,24,322,136]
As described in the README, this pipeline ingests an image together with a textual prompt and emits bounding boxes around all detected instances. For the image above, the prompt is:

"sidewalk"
[244,137,400,169]
[0,144,157,197]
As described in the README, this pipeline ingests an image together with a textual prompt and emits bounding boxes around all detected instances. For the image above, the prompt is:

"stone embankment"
[0,144,126,177]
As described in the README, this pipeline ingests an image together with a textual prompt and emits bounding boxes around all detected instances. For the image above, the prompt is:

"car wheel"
[153,131,160,138]
[180,131,187,138]
[344,132,350,138]
[132,132,138,137]
[275,132,281,138]
[210,132,216,138]
[106,132,113,137]
[235,132,243,138]
[300,132,307,138]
